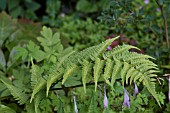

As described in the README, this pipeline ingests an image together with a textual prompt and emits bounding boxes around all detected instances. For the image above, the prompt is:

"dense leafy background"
[0,0,170,113]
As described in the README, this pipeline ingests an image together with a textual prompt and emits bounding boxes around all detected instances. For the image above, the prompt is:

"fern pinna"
[0,27,161,112]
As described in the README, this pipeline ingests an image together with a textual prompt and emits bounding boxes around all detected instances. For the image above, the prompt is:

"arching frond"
[46,36,119,96]
[0,79,29,105]
[103,44,139,59]
[29,34,161,106]
[102,59,113,85]
[93,58,104,91]
[62,64,78,84]
[82,59,92,93]
[30,77,46,103]
[34,91,46,113]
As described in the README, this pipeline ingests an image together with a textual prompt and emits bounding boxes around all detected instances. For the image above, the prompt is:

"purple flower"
[144,0,149,4]
[139,6,143,9]
[130,12,134,15]
[168,76,170,103]
[103,84,108,109]
[107,46,112,51]
[156,8,160,12]
[73,95,78,113]
[134,83,139,97]
[122,88,130,108]
[61,13,65,17]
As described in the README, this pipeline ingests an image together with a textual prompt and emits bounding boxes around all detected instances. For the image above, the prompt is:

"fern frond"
[88,92,96,113]
[30,59,43,89]
[82,59,92,93]
[44,37,161,106]
[111,58,122,86]
[34,91,46,113]
[66,36,119,63]
[62,64,78,84]
[121,62,130,86]
[0,79,29,105]
[30,77,46,103]
[30,60,46,103]
[125,67,136,84]
[46,49,75,96]
[46,71,63,96]
[102,59,113,85]
[130,59,157,67]
[25,102,35,113]
[121,52,155,61]
[46,37,119,96]
[142,76,160,106]
[103,44,139,59]
[93,58,104,91]
[136,65,158,72]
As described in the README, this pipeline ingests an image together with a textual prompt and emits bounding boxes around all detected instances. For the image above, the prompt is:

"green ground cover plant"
[0,0,170,112]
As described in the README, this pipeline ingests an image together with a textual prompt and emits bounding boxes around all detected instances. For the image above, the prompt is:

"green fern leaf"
[46,49,75,96]
[93,58,104,91]
[46,37,119,96]
[111,58,122,86]
[62,64,78,84]
[0,79,29,105]
[0,104,16,113]
[88,92,96,113]
[30,77,46,103]
[125,67,136,84]
[129,70,139,85]
[82,59,92,93]
[130,59,157,67]
[34,91,46,113]
[46,71,63,96]
[103,59,113,85]
[121,62,130,86]
[67,36,119,63]
[142,76,160,106]
[25,102,35,113]
[104,44,139,59]
[43,37,161,106]
[30,60,43,88]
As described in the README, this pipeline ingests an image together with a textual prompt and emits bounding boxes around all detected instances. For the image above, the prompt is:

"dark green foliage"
[0,26,162,112]
[0,0,40,20]
[59,17,109,50]
[0,0,170,111]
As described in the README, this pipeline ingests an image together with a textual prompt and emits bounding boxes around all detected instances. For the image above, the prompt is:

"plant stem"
[50,81,105,91]
[50,78,123,91]
[155,0,169,48]
[161,7,169,48]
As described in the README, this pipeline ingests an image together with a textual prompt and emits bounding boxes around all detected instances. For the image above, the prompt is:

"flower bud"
[73,95,78,113]
[134,83,139,97]
[122,88,130,108]
[103,84,108,109]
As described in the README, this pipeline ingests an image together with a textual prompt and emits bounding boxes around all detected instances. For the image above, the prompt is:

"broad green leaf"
[0,104,16,113]
[0,12,16,47]
[0,79,29,105]
[14,47,28,61]
[37,26,63,53]
[0,0,7,10]
[76,0,98,13]
[0,49,6,71]
[7,0,19,10]
[27,41,46,62]
[26,1,40,11]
